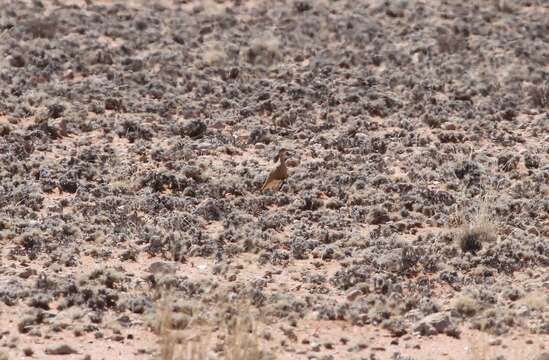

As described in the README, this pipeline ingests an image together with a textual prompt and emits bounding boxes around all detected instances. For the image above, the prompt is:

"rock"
[413,313,459,337]
[45,343,77,355]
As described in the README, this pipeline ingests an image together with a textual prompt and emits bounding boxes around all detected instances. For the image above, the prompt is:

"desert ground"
[0,0,548,359]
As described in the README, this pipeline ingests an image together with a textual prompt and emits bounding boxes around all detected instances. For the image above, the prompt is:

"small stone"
[488,338,502,346]
[45,343,77,355]
[23,347,33,356]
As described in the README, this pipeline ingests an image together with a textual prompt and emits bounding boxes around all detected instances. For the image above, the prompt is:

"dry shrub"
[454,200,497,254]
[154,294,210,360]
[520,291,548,312]
[453,295,480,317]
[224,313,265,360]
[245,32,281,66]
[201,41,228,66]
[154,293,270,360]
[494,0,516,13]
[200,0,228,18]
[23,18,57,39]
[527,81,549,109]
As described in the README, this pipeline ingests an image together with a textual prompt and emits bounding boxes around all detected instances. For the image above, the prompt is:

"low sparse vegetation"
[453,200,498,254]
[0,0,547,359]
[153,294,269,360]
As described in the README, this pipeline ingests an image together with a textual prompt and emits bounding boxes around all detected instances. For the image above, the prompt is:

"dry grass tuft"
[527,81,549,108]
[224,313,265,360]
[201,41,228,66]
[520,291,548,312]
[453,199,497,254]
[453,295,480,317]
[244,32,281,66]
[154,294,210,360]
[154,293,270,360]
[200,0,228,18]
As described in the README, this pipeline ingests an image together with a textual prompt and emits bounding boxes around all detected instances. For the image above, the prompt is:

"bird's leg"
[278,179,286,191]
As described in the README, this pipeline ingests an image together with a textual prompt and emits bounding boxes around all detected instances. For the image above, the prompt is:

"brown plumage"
[260,148,290,193]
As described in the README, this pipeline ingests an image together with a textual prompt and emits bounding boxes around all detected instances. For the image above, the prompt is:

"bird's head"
[273,148,291,163]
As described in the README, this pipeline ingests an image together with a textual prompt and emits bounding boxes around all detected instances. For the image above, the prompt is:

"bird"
[260,148,291,193]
